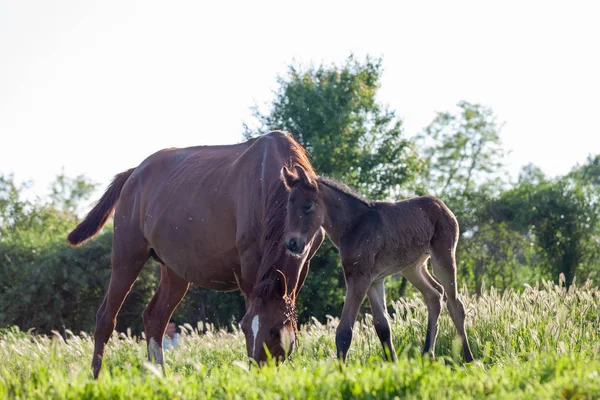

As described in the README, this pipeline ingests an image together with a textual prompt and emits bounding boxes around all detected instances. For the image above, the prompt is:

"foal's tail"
[67,168,135,247]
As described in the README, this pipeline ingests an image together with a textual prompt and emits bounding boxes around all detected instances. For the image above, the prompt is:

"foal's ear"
[234,271,254,298]
[281,166,298,190]
[294,166,316,188]
[274,269,288,299]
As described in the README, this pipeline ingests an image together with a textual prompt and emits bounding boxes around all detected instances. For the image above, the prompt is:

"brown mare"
[67,131,324,378]
[281,166,474,363]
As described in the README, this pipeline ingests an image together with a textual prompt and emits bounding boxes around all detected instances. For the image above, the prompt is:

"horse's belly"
[145,202,241,286]
[163,247,240,291]
[372,246,431,280]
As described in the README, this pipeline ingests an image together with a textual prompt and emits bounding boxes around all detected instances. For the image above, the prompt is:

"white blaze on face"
[251,315,260,357]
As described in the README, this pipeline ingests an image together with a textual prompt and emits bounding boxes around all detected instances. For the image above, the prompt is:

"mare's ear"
[234,271,254,298]
[281,166,298,190]
[294,166,316,188]
[274,270,288,299]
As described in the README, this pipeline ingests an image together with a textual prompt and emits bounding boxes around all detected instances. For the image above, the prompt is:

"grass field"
[1,279,599,399]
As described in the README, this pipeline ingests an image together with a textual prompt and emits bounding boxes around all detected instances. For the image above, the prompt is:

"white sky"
[2,0,599,206]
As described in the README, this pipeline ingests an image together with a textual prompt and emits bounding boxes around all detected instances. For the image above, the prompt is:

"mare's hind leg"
[142,264,190,367]
[430,241,475,362]
[401,264,443,358]
[92,233,149,379]
[367,279,397,361]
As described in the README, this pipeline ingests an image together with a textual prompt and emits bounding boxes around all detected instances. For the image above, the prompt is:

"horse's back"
[352,197,446,270]
[111,132,298,285]
[118,142,249,222]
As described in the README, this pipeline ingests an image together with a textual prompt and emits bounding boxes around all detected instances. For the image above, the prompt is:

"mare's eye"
[302,201,314,213]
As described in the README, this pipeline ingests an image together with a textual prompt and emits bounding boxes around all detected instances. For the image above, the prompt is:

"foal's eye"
[302,201,314,213]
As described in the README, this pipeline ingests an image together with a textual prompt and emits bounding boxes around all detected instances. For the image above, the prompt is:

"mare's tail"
[67,168,135,247]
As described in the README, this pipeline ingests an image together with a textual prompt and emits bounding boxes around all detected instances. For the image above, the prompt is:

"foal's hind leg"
[92,234,149,379]
[142,264,190,368]
[401,264,443,358]
[367,279,397,361]
[430,242,475,362]
[422,264,445,299]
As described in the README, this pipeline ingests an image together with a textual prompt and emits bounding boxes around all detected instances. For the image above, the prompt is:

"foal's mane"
[254,132,316,300]
[317,176,373,207]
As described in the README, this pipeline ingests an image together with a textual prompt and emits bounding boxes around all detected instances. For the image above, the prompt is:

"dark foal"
[281,165,474,363]
[67,131,324,378]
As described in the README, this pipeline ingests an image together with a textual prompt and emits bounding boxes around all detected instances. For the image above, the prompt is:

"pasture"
[1,279,599,399]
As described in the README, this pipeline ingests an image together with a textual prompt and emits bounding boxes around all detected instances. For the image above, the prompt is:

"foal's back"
[352,196,457,274]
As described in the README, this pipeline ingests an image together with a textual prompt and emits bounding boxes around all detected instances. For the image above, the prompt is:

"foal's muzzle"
[285,237,306,255]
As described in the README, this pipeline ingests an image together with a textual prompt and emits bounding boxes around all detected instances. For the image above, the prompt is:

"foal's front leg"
[336,273,371,362]
[367,279,397,361]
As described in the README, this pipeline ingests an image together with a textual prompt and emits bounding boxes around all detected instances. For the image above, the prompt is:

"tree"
[48,168,97,218]
[571,154,600,187]
[489,165,600,286]
[412,101,507,203]
[0,173,158,335]
[457,221,541,294]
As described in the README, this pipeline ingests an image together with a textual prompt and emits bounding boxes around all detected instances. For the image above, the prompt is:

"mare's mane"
[253,132,315,300]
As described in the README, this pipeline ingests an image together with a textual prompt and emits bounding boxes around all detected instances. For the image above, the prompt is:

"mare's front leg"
[367,279,397,361]
[336,270,371,363]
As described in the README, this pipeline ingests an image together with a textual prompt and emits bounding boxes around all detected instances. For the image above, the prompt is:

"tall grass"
[1,279,599,399]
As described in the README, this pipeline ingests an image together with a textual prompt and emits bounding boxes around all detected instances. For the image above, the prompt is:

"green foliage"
[490,169,600,286]
[571,154,600,186]
[48,168,97,217]
[0,174,158,335]
[1,175,72,247]
[413,101,506,202]
[457,222,542,294]
[1,281,599,399]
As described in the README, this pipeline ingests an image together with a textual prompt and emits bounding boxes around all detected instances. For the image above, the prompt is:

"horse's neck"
[320,183,370,246]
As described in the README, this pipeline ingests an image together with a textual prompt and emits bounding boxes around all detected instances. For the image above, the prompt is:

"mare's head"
[281,165,325,256]
[236,269,298,363]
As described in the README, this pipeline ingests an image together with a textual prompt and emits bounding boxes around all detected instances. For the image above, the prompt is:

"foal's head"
[281,165,325,256]
[237,270,297,363]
